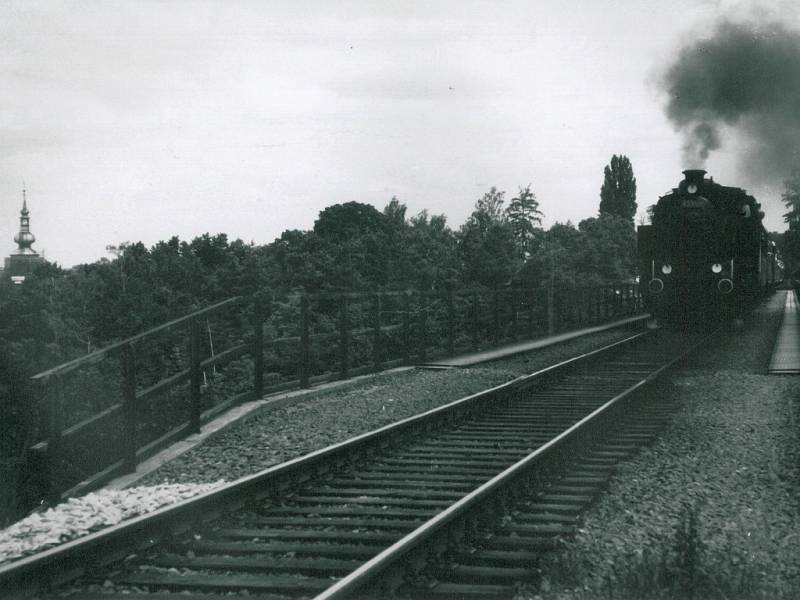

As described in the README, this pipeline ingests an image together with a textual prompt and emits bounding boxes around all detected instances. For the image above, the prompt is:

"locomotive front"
[638,170,765,325]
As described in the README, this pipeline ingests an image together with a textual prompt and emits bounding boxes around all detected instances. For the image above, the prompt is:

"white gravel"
[0,482,223,567]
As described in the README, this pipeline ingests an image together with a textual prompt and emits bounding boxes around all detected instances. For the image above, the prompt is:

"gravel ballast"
[135,327,637,486]
[527,293,800,600]
[0,482,223,567]
[0,325,637,565]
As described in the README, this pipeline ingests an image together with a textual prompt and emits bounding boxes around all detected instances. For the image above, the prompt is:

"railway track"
[1,329,709,600]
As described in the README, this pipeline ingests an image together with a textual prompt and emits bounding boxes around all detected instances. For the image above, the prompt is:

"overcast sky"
[2,0,799,267]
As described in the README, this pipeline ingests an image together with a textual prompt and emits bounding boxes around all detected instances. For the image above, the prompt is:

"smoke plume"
[662,19,800,181]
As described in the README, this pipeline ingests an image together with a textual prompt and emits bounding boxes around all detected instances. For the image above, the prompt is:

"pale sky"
[2,0,798,267]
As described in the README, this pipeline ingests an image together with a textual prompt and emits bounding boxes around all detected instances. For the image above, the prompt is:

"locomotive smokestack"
[682,169,706,187]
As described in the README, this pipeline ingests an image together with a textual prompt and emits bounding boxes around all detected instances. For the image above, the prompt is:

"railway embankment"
[0,325,636,567]
[527,291,800,600]
[133,326,637,486]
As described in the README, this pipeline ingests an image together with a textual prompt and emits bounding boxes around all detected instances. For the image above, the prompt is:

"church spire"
[13,185,37,256]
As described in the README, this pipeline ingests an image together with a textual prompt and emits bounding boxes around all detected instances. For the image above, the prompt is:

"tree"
[458,188,520,287]
[382,197,407,230]
[312,202,391,289]
[577,214,637,284]
[517,222,584,289]
[599,155,637,222]
[781,170,800,278]
[269,229,330,293]
[473,187,506,223]
[404,211,459,290]
[506,185,544,258]
[314,202,387,242]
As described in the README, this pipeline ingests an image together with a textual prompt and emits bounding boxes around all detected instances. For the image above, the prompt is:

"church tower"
[4,186,44,283]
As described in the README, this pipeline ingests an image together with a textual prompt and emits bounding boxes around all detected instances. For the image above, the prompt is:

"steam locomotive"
[637,170,780,326]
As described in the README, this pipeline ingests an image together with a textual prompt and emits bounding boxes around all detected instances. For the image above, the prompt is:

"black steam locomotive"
[638,170,780,326]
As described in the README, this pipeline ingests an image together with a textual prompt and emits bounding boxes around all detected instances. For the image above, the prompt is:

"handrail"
[32,296,242,381]
[31,284,636,380]
[281,283,640,302]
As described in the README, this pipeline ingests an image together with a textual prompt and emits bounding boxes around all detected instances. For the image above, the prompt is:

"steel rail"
[315,330,713,600]
[0,331,648,596]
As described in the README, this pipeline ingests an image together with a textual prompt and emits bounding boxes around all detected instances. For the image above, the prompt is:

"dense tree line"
[0,158,640,463]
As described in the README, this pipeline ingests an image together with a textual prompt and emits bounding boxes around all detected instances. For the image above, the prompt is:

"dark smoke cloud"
[686,122,722,162]
[661,19,800,181]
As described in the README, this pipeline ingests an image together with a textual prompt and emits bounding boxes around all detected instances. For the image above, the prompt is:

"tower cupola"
[13,188,37,255]
[4,185,44,282]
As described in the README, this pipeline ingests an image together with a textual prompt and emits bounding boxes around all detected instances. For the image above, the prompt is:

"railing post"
[609,286,615,318]
[595,289,601,323]
[121,343,137,473]
[189,317,202,433]
[622,285,629,315]
[471,291,479,351]
[252,295,264,399]
[597,287,603,320]
[340,294,349,379]
[629,285,635,314]
[572,288,579,326]
[372,293,382,372]
[418,303,428,363]
[527,287,535,338]
[403,292,411,365]
[447,288,455,356]
[509,288,518,342]
[44,376,64,506]
[492,286,500,345]
[299,294,310,388]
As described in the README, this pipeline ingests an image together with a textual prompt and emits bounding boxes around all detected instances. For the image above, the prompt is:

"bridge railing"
[26,283,643,504]
[258,283,642,389]
[28,296,264,503]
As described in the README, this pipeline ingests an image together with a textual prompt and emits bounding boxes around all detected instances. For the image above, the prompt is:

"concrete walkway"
[768,290,799,374]
[420,314,649,367]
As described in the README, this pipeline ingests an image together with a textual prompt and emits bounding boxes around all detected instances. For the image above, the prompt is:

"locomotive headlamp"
[711,263,723,274]
[687,184,698,194]
[661,264,672,275]
[648,278,664,294]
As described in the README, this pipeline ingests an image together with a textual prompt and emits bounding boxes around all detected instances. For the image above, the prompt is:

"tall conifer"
[599,155,637,222]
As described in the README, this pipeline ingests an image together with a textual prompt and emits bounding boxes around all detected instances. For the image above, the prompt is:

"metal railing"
[28,296,262,503]
[26,283,643,504]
